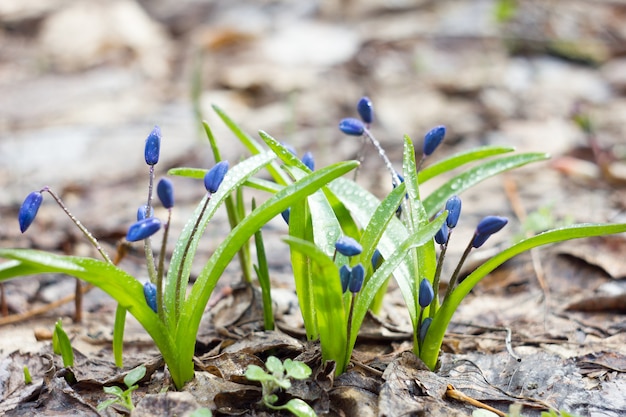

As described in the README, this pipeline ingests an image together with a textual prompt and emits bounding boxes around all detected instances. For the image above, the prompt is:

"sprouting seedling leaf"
[265,355,284,376]
[283,359,312,380]
[244,365,274,382]
[124,365,147,388]
[53,319,74,368]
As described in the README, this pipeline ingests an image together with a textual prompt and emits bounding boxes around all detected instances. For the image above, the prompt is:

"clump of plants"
[1,97,625,404]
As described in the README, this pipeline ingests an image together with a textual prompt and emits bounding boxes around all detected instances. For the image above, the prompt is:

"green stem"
[156,209,171,322]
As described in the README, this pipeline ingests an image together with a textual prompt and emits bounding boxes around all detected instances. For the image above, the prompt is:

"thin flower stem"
[416,307,425,351]
[443,238,474,301]
[156,209,172,322]
[344,293,357,372]
[144,166,158,283]
[363,129,401,187]
[431,243,448,317]
[42,187,112,264]
[174,193,212,320]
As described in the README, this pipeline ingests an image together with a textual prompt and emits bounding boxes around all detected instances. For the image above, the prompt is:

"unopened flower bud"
[357,96,374,124]
[301,151,315,171]
[371,249,383,270]
[339,264,352,293]
[143,282,158,313]
[144,126,161,166]
[434,222,449,245]
[335,236,362,257]
[204,161,229,194]
[423,125,446,156]
[157,178,175,209]
[419,317,432,344]
[472,216,508,248]
[126,217,162,242]
[445,195,462,229]
[281,208,290,225]
[339,118,365,136]
[137,205,154,221]
[419,278,434,308]
[18,191,43,233]
[349,263,365,294]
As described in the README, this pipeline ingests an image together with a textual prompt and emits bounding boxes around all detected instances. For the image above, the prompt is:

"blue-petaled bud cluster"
[339,118,365,136]
[472,216,508,248]
[143,282,158,313]
[423,125,446,156]
[418,278,434,308]
[157,178,175,209]
[348,264,365,294]
[357,96,374,124]
[204,161,229,194]
[340,265,352,293]
[18,191,43,233]
[126,217,162,242]
[335,236,362,257]
[445,196,462,229]
[144,126,161,166]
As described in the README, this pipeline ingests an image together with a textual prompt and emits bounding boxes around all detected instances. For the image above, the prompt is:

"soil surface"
[1,1,626,416]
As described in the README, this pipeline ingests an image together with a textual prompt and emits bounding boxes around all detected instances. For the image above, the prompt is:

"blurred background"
[1,0,626,247]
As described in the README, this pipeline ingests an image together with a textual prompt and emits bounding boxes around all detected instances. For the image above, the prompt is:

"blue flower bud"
[472,216,508,248]
[157,178,174,209]
[143,282,158,313]
[339,118,365,136]
[281,208,290,225]
[126,217,162,242]
[419,278,434,308]
[445,195,462,229]
[144,126,161,166]
[18,191,43,233]
[349,263,365,294]
[204,161,229,194]
[339,264,352,293]
[423,125,446,156]
[335,236,362,257]
[357,96,373,124]
[301,151,315,171]
[371,249,383,271]
[434,222,449,245]
[419,317,432,344]
[137,205,154,221]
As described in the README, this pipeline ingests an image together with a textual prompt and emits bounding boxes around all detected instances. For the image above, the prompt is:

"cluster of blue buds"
[435,195,462,245]
[472,216,508,248]
[335,237,365,294]
[338,96,374,136]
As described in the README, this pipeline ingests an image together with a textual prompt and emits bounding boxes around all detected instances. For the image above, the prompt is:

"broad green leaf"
[124,365,147,388]
[103,386,124,396]
[280,399,317,417]
[283,236,347,372]
[423,152,549,217]
[418,145,515,183]
[421,222,626,370]
[283,359,312,380]
[265,356,284,375]
[245,365,274,382]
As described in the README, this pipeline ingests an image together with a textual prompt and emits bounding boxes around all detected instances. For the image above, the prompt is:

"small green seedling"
[245,356,316,417]
[52,319,74,368]
[97,365,147,412]
[23,365,32,384]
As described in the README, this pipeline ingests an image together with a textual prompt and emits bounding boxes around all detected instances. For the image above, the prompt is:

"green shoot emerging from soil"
[97,365,146,412]
[245,356,316,417]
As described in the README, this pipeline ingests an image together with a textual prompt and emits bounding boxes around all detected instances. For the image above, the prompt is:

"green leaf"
[421,222,626,370]
[418,145,515,183]
[283,236,347,372]
[103,386,124,396]
[280,398,318,417]
[283,359,312,380]
[190,408,214,417]
[265,356,284,375]
[245,365,274,382]
[124,365,146,388]
[423,152,549,217]
[53,320,74,368]
[97,398,120,412]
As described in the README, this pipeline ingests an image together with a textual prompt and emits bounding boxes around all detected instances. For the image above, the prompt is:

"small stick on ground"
[446,384,507,417]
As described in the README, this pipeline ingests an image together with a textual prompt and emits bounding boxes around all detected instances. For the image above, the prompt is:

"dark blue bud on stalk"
[445,195,462,229]
[281,208,290,225]
[423,125,446,156]
[419,317,433,344]
[434,222,449,245]
[339,264,352,293]
[371,249,383,270]
[419,278,434,308]
[137,205,154,221]
[339,118,365,136]
[204,161,229,194]
[126,217,162,242]
[144,126,161,166]
[157,178,175,209]
[357,96,374,124]
[301,151,315,171]
[335,236,362,257]
[143,282,158,313]
[18,191,43,233]
[472,216,508,248]
[349,263,365,294]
